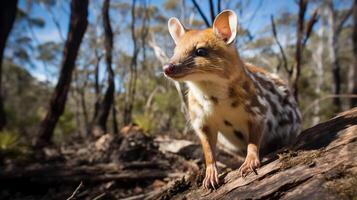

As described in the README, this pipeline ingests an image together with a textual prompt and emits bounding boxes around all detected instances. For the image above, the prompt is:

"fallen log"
[0,163,171,185]
[158,108,357,200]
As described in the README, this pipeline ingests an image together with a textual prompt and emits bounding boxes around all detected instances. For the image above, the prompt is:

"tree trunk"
[71,84,82,136]
[92,0,117,136]
[73,69,90,136]
[351,0,357,107]
[92,50,102,121]
[36,0,88,147]
[327,1,342,111]
[140,0,149,71]
[112,104,119,134]
[80,71,90,135]
[292,0,307,102]
[123,0,139,126]
[0,0,18,131]
[311,25,325,126]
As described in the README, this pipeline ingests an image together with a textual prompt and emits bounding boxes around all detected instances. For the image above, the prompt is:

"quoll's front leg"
[239,144,261,177]
[239,121,263,177]
[196,125,219,189]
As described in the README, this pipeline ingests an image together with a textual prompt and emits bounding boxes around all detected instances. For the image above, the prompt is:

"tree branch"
[303,94,357,115]
[66,181,83,200]
[270,15,290,74]
[303,8,319,47]
[191,0,210,27]
[217,0,221,13]
[336,8,353,36]
[209,0,215,23]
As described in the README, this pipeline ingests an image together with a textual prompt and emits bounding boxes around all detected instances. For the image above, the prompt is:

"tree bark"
[0,0,18,131]
[36,0,88,147]
[92,0,117,135]
[351,0,357,107]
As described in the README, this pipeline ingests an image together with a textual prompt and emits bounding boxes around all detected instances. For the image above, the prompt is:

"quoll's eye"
[195,48,208,57]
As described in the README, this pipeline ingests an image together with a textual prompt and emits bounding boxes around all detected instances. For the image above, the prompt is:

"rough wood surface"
[163,108,357,200]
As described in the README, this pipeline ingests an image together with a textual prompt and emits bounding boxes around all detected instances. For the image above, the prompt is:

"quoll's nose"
[163,63,175,75]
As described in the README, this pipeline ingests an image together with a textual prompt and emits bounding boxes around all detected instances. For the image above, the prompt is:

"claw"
[203,164,220,190]
[215,171,219,184]
[253,168,258,175]
[211,180,216,190]
[239,154,261,177]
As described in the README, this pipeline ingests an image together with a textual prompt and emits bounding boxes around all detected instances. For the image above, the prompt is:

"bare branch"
[191,0,210,27]
[303,8,319,47]
[336,8,353,36]
[66,181,83,200]
[209,0,215,23]
[303,94,357,115]
[270,15,290,74]
[217,0,221,13]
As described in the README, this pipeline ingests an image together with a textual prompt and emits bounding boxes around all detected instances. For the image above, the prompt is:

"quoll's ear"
[168,17,186,44]
[213,10,238,44]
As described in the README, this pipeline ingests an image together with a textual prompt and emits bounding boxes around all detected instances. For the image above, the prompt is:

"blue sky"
[15,0,351,83]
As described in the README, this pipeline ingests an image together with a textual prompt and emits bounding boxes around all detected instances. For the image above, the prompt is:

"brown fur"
[166,12,301,189]
[170,28,242,80]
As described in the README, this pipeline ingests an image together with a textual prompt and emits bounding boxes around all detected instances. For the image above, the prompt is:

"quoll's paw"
[203,163,219,190]
[239,153,260,177]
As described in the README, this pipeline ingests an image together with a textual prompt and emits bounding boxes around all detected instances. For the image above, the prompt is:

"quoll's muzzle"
[163,63,185,77]
[163,63,175,76]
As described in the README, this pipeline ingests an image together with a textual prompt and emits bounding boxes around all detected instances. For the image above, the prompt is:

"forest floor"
[0,126,215,200]
[0,108,357,200]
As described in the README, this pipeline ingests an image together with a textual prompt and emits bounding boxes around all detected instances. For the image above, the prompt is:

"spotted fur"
[165,10,301,189]
[186,62,301,152]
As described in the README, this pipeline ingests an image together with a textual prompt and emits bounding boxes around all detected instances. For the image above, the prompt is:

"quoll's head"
[163,10,240,82]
